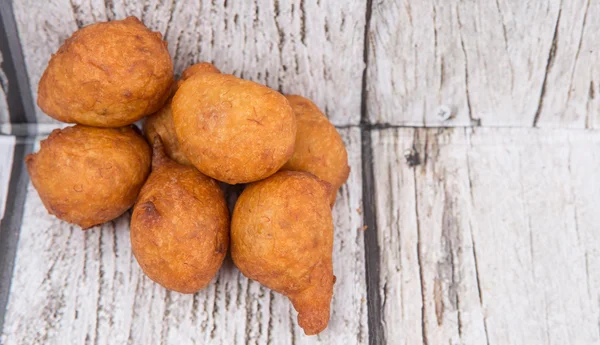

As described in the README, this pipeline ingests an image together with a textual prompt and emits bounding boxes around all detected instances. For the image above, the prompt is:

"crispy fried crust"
[37,16,173,127]
[231,171,335,335]
[144,63,221,165]
[172,73,296,184]
[130,138,230,293]
[143,100,191,165]
[25,125,151,229]
[282,95,350,206]
[178,62,221,87]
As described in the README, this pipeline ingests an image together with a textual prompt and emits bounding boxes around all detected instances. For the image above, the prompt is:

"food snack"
[37,16,173,127]
[25,125,151,229]
[130,138,229,293]
[282,95,350,206]
[231,171,335,335]
[178,62,221,87]
[143,101,190,165]
[144,63,221,165]
[172,73,296,184]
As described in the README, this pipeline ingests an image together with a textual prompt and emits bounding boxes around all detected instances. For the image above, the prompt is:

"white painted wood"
[366,1,473,127]
[0,135,15,220]
[0,128,367,345]
[13,0,366,126]
[371,127,600,345]
[367,0,599,128]
[534,0,600,128]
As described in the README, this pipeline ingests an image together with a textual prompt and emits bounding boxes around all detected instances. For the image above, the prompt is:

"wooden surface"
[372,128,600,344]
[11,0,366,126]
[1,130,368,345]
[0,136,14,220]
[366,0,599,128]
[0,0,599,344]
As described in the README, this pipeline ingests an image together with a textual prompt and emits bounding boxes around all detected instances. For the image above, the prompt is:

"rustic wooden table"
[0,1,598,344]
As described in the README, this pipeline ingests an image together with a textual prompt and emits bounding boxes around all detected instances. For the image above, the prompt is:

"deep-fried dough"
[231,171,334,335]
[144,63,221,165]
[178,62,221,87]
[131,138,229,293]
[143,101,190,165]
[172,73,296,184]
[282,95,350,206]
[37,16,173,127]
[25,125,151,229]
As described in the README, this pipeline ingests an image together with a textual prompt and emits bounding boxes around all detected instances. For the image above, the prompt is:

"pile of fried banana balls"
[26,17,349,336]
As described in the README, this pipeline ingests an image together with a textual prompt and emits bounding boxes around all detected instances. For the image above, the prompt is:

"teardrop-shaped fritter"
[231,171,335,335]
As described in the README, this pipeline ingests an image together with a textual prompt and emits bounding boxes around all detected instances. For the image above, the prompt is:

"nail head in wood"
[435,105,453,122]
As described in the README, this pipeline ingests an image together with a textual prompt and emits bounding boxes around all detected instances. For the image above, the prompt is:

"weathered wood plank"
[534,0,600,128]
[366,1,473,127]
[13,0,366,126]
[371,127,600,344]
[0,135,15,220]
[0,128,367,345]
[367,0,598,128]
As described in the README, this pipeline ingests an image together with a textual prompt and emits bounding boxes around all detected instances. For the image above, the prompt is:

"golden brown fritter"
[144,62,221,165]
[143,100,191,165]
[178,62,221,87]
[231,171,335,335]
[172,73,296,184]
[282,95,350,206]
[131,138,229,294]
[25,125,151,229]
[37,16,173,127]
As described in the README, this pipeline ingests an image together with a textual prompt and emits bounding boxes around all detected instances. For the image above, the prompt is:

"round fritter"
[37,16,173,127]
[25,125,151,229]
[131,138,229,294]
[231,171,335,335]
[178,62,221,87]
[144,62,221,165]
[172,73,296,184]
[282,95,350,206]
[143,100,191,165]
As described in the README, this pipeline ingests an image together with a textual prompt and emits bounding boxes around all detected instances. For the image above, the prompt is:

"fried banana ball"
[231,171,335,335]
[131,138,229,294]
[178,62,221,87]
[282,95,350,206]
[25,125,151,229]
[38,16,173,127]
[172,73,296,184]
[144,63,221,165]
[143,101,190,165]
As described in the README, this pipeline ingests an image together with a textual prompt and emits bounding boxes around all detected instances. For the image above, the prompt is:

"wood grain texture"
[366,0,598,128]
[0,135,15,220]
[371,127,600,345]
[13,0,366,126]
[534,0,600,128]
[0,128,367,345]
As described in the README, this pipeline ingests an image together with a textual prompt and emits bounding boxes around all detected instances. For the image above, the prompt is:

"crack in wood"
[411,129,428,345]
[533,7,562,127]
[69,0,84,28]
[299,0,306,45]
[456,6,479,127]
[289,305,296,345]
[567,0,591,105]
[160,290,171,344]
[103,0,115,21]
